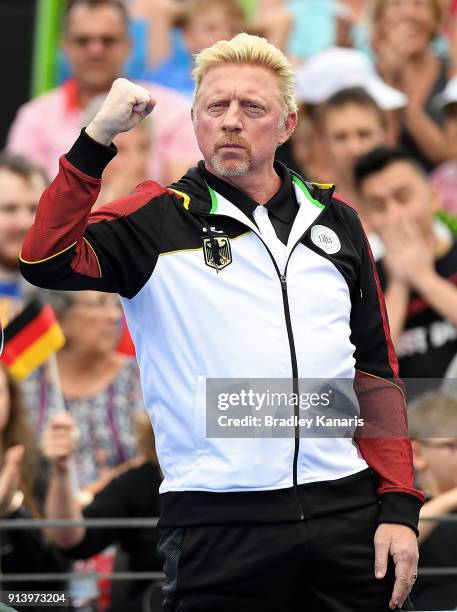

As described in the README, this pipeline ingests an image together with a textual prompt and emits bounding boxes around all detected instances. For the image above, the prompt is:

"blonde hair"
[192,33,298,115]
[372,0,444,24]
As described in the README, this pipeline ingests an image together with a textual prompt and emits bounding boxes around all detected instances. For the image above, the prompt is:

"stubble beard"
[210,153,254,177]
[210,141,254,177]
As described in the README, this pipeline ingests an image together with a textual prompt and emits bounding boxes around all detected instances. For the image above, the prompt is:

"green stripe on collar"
[292,175,325,210]
[206,183,218,214]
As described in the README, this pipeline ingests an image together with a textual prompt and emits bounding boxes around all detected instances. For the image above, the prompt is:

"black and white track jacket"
[20,131,424,531]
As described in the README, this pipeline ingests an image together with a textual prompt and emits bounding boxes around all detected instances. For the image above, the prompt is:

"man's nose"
[221,101,242,131]
[385,202,403,225]
[351,139,371,160]
[86,39,106,56]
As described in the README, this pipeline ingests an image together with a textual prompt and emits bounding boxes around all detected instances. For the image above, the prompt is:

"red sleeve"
[20,131,168,298]
[21,155,103,278]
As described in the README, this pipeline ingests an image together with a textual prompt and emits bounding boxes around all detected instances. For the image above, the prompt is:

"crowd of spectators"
[1,0,457,610]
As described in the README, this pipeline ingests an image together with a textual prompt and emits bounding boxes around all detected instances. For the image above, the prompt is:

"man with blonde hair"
[21,33,422,611]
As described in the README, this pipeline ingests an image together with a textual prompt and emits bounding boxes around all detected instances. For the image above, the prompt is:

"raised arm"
[20,79,166,299]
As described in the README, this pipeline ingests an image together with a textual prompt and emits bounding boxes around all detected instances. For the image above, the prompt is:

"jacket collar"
[170,162,335,222]
[197,160,297,223]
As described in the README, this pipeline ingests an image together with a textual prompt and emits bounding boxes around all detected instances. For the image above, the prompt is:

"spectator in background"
[275,104,331,183]
[7,0,200,185]
[408,392,457,611]
[285,48,406,203]
[23,290,143,490]
[371,0,451,170]
[42,409,162,612]
[354,146,457,389]
[430,75,457,215]
[0,154,47,326]
[139,0,245,99]
[318,87,390,226]
[0,362,69,606]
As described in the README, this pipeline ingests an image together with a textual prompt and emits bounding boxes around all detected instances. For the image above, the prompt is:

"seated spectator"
[354,146,457,388]
[0,363,69,607]
[42,410,162,612]
[140,0,245,99]
[318,87,391,227]
[292,47,407,188]
[7,0,200,185]
[23,290,144,489]
[0,154,47,326]
[430,75,457,215]
[408,391,457,611]
[371,0,451,170]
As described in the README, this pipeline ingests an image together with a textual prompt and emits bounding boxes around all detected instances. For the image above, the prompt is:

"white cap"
[433,76,457,110]
[295,47,408,111]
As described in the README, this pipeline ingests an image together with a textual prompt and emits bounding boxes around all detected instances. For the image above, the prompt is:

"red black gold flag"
[0,298,65,380]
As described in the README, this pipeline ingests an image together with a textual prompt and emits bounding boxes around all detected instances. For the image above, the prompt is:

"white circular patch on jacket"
[310,225,341,255]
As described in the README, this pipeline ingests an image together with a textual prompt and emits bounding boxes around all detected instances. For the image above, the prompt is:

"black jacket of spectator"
[62,462,162,611]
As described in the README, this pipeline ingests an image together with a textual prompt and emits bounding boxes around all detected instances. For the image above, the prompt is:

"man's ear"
[278,111,298,146]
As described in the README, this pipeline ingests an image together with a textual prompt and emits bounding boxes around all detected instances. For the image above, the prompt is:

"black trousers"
[158,502,414,612]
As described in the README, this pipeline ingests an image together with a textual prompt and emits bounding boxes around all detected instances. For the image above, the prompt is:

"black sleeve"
[61,474,131,559]
[344,207,424,532]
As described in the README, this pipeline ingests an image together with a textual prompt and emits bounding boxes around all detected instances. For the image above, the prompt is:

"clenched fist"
[86,78,156,146]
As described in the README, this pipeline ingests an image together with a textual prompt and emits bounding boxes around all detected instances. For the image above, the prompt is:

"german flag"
[0,298,65,379]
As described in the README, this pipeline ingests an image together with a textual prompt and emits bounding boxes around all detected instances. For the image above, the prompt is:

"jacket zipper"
[279,273,304,519]
[195,205,331,520]
[280,217,330,519]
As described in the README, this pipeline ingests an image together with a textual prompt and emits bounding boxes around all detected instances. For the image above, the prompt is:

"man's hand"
[86,78,156,146]
[381,219,435,286]
[0,445,24,516]
[372,21,418,87]
[374,523,418,610]
[42,413,78,472]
